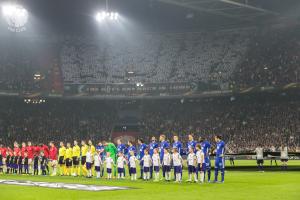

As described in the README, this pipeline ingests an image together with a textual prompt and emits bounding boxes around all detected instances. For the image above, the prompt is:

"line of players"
[254,145,289,172]
[0,141,51,175]
[0,134,226,183]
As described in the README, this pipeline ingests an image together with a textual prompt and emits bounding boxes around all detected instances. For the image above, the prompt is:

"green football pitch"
[0,160,299,200]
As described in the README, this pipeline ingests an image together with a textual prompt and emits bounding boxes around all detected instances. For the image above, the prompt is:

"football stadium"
[0,0,300,199]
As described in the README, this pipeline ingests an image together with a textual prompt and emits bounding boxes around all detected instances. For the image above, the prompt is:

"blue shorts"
[0,161,3,166]
[188,165,196,173]
[174,166,182,173]
[140,160,144,167]
[144,167,150,172]
[34,164,38,170]
[215,157,225,169]
[107,168,112,173]
[154,166,160,172]
[24,165,29,170]
[198,163,206,172]
[130,167,136,174]
[117,167,124,174]
[163,165,171,172]
[205,157,211,168]
[18,164,23,169]
[86,162,92,170]
[95,166,100,172]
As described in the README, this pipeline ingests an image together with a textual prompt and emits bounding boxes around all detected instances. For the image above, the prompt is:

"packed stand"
[0,99,116,145]
[60,31,248,86]
[0,93,299,153]
[140,94,300,153]
[231,27,300,88]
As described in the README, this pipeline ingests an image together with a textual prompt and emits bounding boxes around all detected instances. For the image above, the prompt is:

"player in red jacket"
[13,141,20,156]
[21,142,26,158]
[26,141,34,173]
[0,144,6,158]
[49,141,58,176]
[7,147,13,156]
[34,145,41,157]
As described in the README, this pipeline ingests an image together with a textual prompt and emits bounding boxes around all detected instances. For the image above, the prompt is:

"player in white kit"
[163,148,171,181]
[255,145,264,172]
[129,151,138,181]
[142,149,152,180]
[172,148,183,183]
[105,152,114,179]
[85,147,93,178]
[117,152,127,179]
[280,145,288,171]
[94,150,102,178]
[152,148,160,182]
[196,144,205,183]
[187,147,197,182]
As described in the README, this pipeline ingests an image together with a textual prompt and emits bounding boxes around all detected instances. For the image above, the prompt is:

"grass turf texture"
[0,160,299,200]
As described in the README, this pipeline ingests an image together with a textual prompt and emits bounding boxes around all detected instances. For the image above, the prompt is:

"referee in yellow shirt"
[80,140,88,176]
[72,140,80,176]
[58,142,66,176]
[65,142,73,176]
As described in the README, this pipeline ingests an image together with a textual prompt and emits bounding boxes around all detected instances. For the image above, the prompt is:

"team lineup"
[0,134,226,183]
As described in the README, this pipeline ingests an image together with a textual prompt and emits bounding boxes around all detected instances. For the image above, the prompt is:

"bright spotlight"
[114,12,119,20]
[1,3,28,32]
[95,12,104,22]
[2,4,14,16]
[136,82,144,87]
[95,11,119,22]
[109,12,114,20]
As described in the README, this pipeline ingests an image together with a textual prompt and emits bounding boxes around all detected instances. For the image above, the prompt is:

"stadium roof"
[1,0,300,34]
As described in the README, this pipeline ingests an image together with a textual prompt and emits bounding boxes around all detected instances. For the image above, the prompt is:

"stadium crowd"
[60,27,300,89]
[0,94,299,154]
[141,97,300,153]
[0,37,47,92]
[0,99,115,145]
[0,27,300,93]
[60,30,247,86]
[231,27,300,88]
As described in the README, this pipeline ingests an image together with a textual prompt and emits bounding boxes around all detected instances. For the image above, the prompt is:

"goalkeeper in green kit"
[103,141,117,177]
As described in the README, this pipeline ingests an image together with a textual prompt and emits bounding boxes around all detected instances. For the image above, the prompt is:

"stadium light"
[1,3,28,32]
[95,11,119,22]
[136,82,144,87]
[24,98,46,104]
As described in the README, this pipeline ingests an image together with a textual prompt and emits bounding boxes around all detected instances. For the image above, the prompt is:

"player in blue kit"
[172,135,182,155]
[117,139,127,154]
[214,135,226,183]
[117,139,127,176]
[149,136,158,178]
[127,141,136,176]
[199,137,212,182]
[172,135,182,180]
[159,134,170,178]
[187,134,197,153]
[137,139,147,179]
